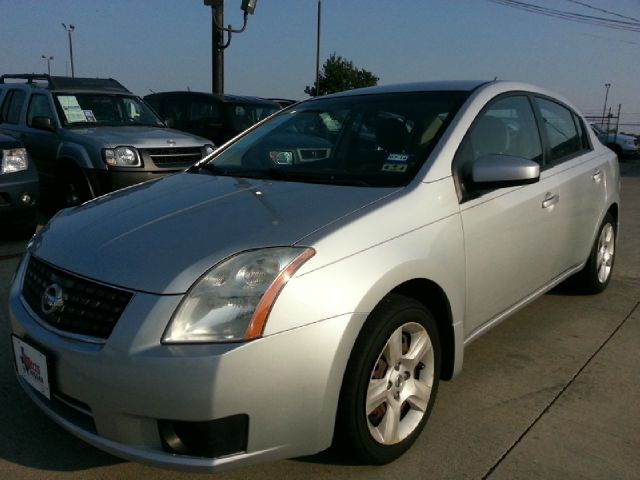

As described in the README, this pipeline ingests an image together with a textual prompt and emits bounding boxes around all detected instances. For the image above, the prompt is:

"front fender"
[57,141,103,170]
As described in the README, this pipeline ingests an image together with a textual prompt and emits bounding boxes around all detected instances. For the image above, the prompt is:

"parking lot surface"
[1,159,638,479]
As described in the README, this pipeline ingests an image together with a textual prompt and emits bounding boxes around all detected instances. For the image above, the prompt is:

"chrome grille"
[141,147,203,169]
[22,256,132,340]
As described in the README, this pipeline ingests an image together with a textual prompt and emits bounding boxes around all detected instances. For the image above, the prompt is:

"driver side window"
[454,95,542,198]
[27,94,54,127]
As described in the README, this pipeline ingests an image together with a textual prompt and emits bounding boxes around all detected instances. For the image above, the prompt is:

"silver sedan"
[9,80,619,472]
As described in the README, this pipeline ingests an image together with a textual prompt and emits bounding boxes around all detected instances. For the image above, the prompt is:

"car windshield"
[197,91,468,187]
[54,93,165,127]
[225,103,280,133]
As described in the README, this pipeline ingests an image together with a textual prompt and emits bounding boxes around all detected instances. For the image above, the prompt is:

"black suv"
[0,75,214,208]
[0,132,39,235]
[144,91,280,146]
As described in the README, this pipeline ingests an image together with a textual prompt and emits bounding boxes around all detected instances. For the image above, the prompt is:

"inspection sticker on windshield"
[83,110,97,122]
[12,336,51,399]
[382,154,409,172]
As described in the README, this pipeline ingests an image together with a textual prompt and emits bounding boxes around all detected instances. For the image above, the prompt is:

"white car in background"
[590,123,638,157]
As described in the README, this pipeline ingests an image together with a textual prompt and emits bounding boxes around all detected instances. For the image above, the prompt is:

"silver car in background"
[9,80,619,472]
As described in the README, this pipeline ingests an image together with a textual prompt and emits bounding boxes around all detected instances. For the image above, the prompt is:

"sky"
[2,0,640,132]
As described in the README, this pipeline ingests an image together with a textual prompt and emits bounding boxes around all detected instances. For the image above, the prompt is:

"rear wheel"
[335,294,441,464]
[572,213,616,294]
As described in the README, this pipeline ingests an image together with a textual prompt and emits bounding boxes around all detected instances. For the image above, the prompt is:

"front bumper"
[9,254,362,472]
[0,165,39,229]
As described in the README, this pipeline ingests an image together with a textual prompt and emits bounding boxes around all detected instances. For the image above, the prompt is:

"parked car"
[0,132,39,235]
[9,80,619,473]
[144,91,280,146]
[0,75,214,209]
[590,123,639,157]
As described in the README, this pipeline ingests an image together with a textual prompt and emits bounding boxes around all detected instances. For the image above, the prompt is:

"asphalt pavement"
[0,159,638,480]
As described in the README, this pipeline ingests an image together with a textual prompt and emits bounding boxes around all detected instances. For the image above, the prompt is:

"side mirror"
[471,154,540,187]
[31,116,55,132]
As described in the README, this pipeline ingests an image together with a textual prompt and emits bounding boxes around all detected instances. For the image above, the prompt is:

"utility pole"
[601,83,611,129]
[61,23,75,78]
[206,0,225,94]
[204,0,258,95]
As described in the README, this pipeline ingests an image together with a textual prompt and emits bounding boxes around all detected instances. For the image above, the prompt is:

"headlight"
[1,148,28,174]
[163,247,315,344]
[203,144,216,157]
[104,147,141,167]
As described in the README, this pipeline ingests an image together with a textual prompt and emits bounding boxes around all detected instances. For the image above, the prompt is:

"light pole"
[204,0,258,94]
[61,23,75,78]
[41,55,53,75]
[315,1,321,97]
[601,83,611,129]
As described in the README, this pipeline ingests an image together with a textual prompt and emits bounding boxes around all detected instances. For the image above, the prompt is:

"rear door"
[533,96,607,270]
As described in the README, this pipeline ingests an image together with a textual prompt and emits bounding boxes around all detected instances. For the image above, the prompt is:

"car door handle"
[592,169,603,184]
[542,193,559,209]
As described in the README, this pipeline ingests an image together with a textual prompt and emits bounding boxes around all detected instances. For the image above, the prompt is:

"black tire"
[57,167,91,209]
[572,213,616,294]
[335,294,441,464]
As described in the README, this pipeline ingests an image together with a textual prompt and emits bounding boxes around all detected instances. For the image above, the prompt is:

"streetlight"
[601,83,611,129]
[204,0,258,94]
[61,23,75,77]
[41,55,53,75]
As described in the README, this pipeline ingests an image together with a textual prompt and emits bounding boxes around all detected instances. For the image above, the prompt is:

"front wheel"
[57,168,91,209]
[335,294,441,464]
[572,213,616,294]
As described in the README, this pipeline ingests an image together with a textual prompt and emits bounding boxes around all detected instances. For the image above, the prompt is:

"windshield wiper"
[195,163,229,175]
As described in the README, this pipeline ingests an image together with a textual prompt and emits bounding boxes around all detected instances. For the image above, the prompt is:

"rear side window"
[0,90,26,124]
[534,98,584,163]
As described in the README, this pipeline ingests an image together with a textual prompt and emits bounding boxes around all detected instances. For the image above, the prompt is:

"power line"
[487,0,640,32]
[565,0,640,24]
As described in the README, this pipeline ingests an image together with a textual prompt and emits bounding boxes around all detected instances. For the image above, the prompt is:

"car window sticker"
[58,95,86,123]
[83,110,97,122]
[381,153,409,172]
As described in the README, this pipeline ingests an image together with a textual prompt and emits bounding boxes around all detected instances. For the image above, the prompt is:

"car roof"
[145,91,280,107]
[323,80,491,98]
[0,74,131,94]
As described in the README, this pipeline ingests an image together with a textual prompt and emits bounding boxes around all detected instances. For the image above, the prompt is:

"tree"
[305,53,379,97]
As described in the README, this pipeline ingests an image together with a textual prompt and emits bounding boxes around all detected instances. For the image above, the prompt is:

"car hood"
[30,172,396,294]
[63,126,210,147]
